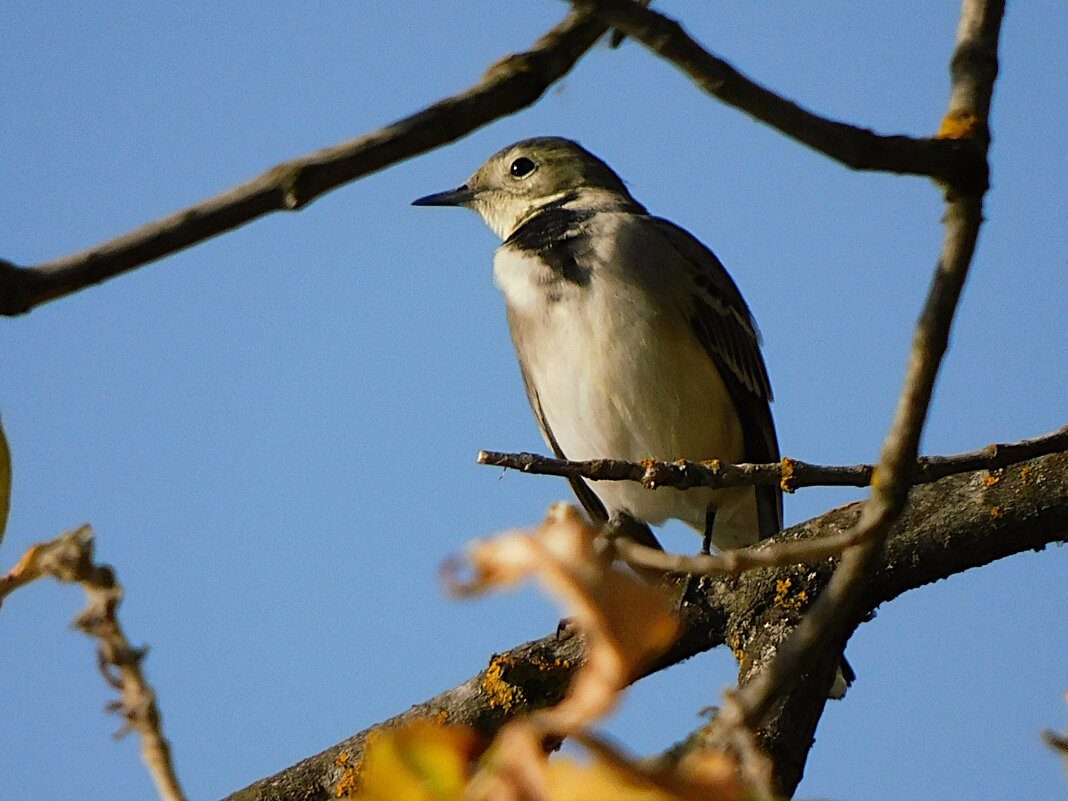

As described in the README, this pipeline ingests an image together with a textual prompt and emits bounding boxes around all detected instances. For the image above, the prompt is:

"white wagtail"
[414,137,781,553]
[415,137,852,697]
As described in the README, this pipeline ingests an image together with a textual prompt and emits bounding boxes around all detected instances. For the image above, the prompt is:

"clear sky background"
[2,2,1065,799]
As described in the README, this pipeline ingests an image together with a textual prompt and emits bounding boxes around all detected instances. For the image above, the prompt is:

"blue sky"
[1,2,1065,799]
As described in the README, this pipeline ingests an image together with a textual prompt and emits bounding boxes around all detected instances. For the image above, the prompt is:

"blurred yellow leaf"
[539,740,745,801]
[0,417,10,547]
[547,756,678,801]
[449,505,685,801]
[355,720,482,801]
[350,720,750,801]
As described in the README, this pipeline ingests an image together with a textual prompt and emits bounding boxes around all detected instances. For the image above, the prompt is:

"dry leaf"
[449,505,683,801]
[449,504,680,733]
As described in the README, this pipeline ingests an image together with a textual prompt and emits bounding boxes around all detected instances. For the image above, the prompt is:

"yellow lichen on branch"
[773,578,809,612]
[779,458,798,493]
[937,109,980,140]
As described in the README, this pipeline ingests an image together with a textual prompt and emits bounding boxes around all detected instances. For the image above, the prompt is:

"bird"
[415,137,854,698]
[413,136,781,553]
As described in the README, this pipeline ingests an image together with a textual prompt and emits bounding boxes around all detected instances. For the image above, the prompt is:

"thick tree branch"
[0,10,607,317]
[220,450,1067,801]
[570,0,987,188]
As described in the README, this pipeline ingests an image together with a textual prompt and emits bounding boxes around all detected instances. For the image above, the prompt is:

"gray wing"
[650,217,784,539]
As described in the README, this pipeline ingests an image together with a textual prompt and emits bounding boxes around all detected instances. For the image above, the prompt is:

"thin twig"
[478,426,1068,493]
[0,527,187,801]
[608,526,856,578]
[0,9,607,317]
[570,0,987,188]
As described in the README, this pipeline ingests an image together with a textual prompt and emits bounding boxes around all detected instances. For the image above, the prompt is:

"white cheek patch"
[474,195,531,240]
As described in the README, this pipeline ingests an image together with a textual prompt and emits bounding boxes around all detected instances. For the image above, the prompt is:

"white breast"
[493,229,751,539]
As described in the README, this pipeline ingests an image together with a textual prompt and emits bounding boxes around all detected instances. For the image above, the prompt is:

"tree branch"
[477,426,1068,492]
[0,526,187,801]
[569,0,987,189]
[220,450,1067,801]
[0,9,607,317]
[712,0,1003,784]
[484,428,1067,580]
[564,0,1004,782]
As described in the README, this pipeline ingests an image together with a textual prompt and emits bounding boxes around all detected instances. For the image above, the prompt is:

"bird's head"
[413,137,641,239]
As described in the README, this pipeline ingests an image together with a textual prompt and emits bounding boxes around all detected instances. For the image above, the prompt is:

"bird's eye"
[509,157,537,178]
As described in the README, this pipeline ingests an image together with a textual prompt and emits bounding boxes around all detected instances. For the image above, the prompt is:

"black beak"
[412,185,476,207]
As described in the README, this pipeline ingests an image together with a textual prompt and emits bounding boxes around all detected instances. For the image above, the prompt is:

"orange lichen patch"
[774,578,791,602]
[334,770,358,796]
[774,577,809,611]
[639,458,663,488]
[726,634,745,663]
[480,652,574,713]
[334,744,362,797]
[780,458,798,493]
[482,654,527,712]
[782,590,809,611]
[435,709,449,725]
[1019,466,1036,486]
[937,109,980,140]
[699,458,723,471]
[983,472,1002,487]
[991,505,1004,518]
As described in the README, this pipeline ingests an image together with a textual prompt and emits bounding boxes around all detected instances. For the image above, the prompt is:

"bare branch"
[478,426,1068,493]
[220,449,1068,801]
[610,525,851,578]
[612,426,1063,577]
[718,0,1004,749]
[570,0,987,188]
[0,526,187,801]
[0,9,607,317]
